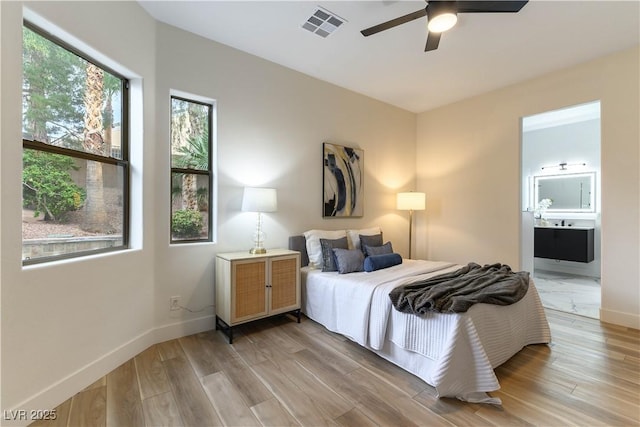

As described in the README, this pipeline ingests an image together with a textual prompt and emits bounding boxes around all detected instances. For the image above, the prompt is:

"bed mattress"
[301,259,551,404]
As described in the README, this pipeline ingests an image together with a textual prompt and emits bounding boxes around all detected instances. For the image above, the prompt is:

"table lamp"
[242,187,277,254]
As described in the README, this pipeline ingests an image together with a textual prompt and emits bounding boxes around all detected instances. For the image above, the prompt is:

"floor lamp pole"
[408,209,414,259]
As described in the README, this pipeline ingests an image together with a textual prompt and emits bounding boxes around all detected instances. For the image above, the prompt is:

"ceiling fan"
[361,1,529,52]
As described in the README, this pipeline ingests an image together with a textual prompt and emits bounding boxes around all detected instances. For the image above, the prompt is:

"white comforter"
[302,259,551,403]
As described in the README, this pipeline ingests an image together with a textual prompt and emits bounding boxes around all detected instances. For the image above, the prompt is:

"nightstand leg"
[215,316,234,344]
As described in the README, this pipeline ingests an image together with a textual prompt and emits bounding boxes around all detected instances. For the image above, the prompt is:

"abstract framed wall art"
[323,142,363,217]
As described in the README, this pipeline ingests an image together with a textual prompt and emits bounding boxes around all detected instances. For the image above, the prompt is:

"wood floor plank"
[106,359,145,427]
[278,358,353,418]
[290,319,430,396]
[496,351,578,394]
[489,390,570,426]
[557,348,640,385]
[234,329,298,372]
[67,385,107,427]
[83,377,107,392]
[334,407,378,427]
[134,344,171,400]
[156,339,184,362]
[250,398,300,427]
[157,339,184,361]
[472,399,536,427]
[412,389,499,426]
[315,330,430,397]
[292,348,357,391]
[293,314,325,334]
[179,333,224,378]
[250,359,339,426]
[200,371,261,426]
[163,354,223,427]
[498,372,634,426]
[27,309,640,427]
[229,333,271,366]
[550,321,639,360]
[141,391,184,427]
[571,382,640,422]
[202,330,275,407]
[278,320,361,375]
[550,356,640,394]
[337,367,453,427]
[240,320,306,355]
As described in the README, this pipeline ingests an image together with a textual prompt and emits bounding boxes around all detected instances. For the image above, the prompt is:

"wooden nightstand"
[215,249,301,343]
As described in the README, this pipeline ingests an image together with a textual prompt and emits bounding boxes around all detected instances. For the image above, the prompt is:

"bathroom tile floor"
[533,269,601,319]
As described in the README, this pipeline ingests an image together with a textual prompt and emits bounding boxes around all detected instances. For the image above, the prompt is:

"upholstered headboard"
[288,235,309,267]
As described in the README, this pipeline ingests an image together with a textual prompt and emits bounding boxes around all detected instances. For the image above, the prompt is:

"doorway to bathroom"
[520,101,601,319]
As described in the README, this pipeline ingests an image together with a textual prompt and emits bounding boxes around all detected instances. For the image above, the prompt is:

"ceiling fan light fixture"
[427,12,457,33]
[427,1,458,33]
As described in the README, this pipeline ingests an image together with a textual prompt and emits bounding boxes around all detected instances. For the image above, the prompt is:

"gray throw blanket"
[389,262,530,314]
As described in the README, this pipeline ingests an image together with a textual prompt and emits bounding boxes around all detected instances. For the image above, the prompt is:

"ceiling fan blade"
[425,32,441,51]
[361,8,426,36]
[455,1,528,13]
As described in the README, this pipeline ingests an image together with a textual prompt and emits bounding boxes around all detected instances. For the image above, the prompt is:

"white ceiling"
[138,0,640,113]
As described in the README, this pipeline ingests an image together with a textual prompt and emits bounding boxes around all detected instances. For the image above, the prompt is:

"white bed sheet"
[301,259,551,404]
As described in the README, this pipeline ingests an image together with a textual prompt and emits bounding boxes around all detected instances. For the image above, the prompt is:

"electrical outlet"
[170,296,181,311]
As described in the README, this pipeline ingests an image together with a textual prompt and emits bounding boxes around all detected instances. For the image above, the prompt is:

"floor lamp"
[397,192,426,259]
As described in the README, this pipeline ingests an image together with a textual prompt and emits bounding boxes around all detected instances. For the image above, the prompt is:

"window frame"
[169,95,214,244]
[22,21,130,265]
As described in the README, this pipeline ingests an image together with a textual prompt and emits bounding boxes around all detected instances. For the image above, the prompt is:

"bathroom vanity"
[534,226,595,263]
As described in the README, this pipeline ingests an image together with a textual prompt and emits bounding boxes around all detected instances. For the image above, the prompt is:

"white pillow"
[303,229,347,269]
[347,227,382,250]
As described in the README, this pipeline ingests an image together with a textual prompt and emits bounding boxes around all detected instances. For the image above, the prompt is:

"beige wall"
[153,22,417,339]
[1,1,416,419]
[416,46,640,329]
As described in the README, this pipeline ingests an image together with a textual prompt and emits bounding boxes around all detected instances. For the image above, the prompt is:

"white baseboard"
[3,315,215,427]
[153,314,216,344]
[600,308,640,330]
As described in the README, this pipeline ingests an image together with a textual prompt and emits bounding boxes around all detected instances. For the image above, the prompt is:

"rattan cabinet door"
[232,259,268,323]
[269,255,300,314]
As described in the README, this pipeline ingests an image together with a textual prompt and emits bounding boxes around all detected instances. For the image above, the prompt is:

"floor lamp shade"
[242,187,277,254]
[396,192,425,259]
[397,192,426,211]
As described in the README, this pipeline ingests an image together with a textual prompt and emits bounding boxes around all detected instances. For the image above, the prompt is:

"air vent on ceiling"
[301,6,346,38]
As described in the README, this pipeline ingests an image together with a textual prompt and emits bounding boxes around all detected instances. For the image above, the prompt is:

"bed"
[289,233,551,404]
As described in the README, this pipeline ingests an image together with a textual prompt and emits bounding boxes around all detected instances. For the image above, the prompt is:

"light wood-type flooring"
[31,309,639,427]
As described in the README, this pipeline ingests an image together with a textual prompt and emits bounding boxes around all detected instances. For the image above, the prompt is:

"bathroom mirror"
[534,172,595,213]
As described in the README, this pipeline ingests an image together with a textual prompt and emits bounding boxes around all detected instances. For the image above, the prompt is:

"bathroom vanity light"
[242,187,277,254]
[541,162,586,171]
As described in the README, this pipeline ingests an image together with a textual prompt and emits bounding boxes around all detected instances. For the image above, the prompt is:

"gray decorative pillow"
[320,237,349,272]
[332,248,365,274]
[359,233,383,255]
[364,241,394,256]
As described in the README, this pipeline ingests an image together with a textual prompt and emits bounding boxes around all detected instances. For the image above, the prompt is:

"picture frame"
[323,142,363,217]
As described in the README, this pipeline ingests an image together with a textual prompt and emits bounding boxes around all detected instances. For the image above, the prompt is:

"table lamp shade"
[242,187,277,213]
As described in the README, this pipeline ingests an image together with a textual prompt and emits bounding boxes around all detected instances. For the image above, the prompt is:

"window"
[22,23,129,264]
[170,96,213,243]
